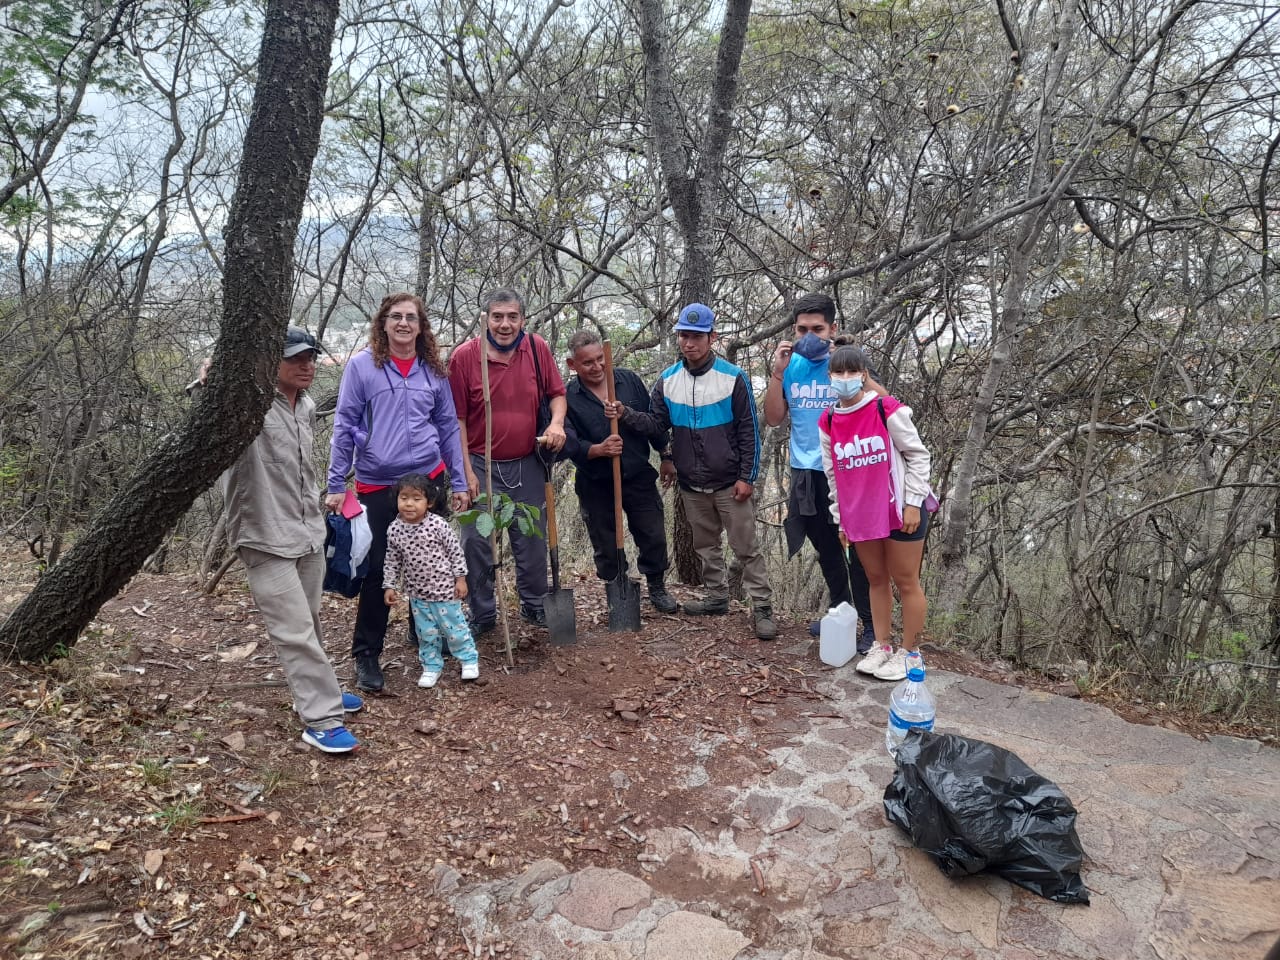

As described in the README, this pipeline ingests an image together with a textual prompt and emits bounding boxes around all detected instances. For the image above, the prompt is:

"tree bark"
[0,0,340,661]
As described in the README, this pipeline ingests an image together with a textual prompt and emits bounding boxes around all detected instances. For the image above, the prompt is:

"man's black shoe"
[354,655,384,693]
[648,583,680,614]
[469,617,496,637]
[519,604,547,627]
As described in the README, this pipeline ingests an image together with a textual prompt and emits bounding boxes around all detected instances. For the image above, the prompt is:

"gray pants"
[680,486,771,604]
[239,546,344,730]
[460,452,548,622]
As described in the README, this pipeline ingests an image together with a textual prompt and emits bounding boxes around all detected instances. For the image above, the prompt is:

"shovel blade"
[544,588,577,646]
[606,576,642,632]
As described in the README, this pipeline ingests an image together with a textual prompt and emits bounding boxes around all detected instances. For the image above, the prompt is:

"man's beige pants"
[679,487,771,604]
[239,547,344,730]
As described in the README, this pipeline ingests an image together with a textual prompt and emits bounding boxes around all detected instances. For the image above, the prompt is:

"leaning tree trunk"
[634,0,753,585]
[0,0,340,661]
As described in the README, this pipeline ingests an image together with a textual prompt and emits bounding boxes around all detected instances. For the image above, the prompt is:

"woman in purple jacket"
[326,293,469,693]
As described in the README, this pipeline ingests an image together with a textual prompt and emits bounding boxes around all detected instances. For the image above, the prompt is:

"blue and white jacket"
[626,354,760,492]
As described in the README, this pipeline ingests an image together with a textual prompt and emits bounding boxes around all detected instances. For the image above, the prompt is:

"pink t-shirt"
[819,395,904,542]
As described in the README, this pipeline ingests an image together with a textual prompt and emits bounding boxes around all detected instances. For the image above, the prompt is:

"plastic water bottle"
[885,651,935,757]
[819,602,858,667]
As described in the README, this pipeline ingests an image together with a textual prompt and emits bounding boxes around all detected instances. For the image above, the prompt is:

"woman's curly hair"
[368,293,446,377]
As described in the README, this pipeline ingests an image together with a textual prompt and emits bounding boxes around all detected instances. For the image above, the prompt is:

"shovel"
[603,340,642,631]
[541,459,577,645]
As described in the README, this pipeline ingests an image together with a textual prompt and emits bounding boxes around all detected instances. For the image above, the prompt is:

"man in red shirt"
[448,289,567,634]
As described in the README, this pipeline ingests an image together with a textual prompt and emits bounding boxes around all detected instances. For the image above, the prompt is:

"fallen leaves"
[216,641,258,662]
[219,731,246,751]
[0,570,839,959]
[766,813,805,836]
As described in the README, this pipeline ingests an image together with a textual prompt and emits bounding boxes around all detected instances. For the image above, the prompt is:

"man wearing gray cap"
[606,303,776,640]
[195,328,361,753]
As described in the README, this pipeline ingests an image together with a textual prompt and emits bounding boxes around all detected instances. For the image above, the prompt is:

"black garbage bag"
[883,731,1090,904]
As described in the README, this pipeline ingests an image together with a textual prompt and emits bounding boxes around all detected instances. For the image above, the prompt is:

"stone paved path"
[434,658,1280,959]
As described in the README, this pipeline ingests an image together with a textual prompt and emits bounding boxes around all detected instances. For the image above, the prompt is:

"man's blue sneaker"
[341,692,363,713]
[809,620,821,638]
[301,725,359,753]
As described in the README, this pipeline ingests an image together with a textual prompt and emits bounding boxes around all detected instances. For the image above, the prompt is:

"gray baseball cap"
[283,326,319,358]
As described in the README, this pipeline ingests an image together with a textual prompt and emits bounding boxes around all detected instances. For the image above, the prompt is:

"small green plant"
[153,799,203,833]
[457,491,544,665]
[457,491,542,539]
[1221,630,1249,659]
[139,759,172,788]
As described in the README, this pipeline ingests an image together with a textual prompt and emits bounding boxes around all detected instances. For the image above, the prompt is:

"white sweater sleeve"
[886,406,932,506]
[819,424,840,524]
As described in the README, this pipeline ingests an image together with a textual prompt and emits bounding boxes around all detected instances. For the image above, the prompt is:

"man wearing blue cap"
[606,303,776,640]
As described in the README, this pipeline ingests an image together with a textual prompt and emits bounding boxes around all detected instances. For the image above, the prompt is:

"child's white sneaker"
[856,643,894,676]
[418,670,441,689]
[873,648,908,682]
[460,661,479,681]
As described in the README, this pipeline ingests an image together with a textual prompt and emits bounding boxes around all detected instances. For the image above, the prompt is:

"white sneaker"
[873,648,908,681]
[417,670,441,689]
[856,644,894,675]
[460,662,479,681]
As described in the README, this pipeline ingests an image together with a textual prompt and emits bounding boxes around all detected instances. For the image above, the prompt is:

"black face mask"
[793,332,830,361]
[486,329,525,353]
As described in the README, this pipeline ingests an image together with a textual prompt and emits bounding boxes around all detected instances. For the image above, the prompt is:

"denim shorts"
[888,508,931,542]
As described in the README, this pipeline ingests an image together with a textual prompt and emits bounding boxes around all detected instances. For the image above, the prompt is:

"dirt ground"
[0,549,1271,958]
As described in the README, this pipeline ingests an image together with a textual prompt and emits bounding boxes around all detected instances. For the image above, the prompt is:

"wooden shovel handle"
[603,340,625,552]
[544,481,559,551]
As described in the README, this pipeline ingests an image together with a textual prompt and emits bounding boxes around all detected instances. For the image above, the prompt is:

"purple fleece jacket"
[327,348,467,493]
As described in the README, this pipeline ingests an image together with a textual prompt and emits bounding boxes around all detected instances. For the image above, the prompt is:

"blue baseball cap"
[674,302,715,333]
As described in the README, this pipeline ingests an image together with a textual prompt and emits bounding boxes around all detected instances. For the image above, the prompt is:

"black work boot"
[354,655,384,693]
[647,578,680,614]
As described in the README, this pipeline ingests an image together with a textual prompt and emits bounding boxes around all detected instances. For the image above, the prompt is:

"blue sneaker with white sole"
[301,725,359,753]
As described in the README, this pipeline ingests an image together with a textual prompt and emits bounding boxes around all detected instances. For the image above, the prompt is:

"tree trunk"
[0,0,340,662]
[634,0,753,586]
[671,493,701,587]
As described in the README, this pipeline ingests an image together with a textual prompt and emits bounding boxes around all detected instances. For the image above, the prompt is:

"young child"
[818,343,933,681]
[383,471,481,687]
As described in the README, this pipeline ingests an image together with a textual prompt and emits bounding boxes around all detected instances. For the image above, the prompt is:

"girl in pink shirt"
[819,344,933,681]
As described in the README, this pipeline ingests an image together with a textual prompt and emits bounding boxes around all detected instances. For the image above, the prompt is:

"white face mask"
[830,376,863,399]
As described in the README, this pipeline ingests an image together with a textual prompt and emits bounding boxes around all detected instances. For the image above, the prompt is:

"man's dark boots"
[647,577,680,614]
[753,605,778,641]
[683,595,729,616]
[354,655,384,693]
